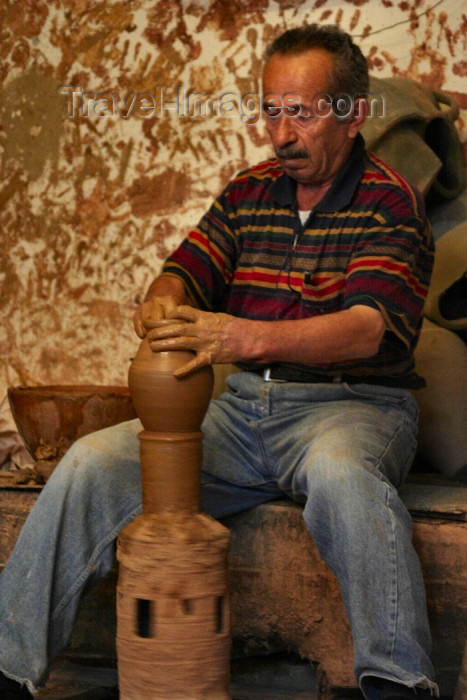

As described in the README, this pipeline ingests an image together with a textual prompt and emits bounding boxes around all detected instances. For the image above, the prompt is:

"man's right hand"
[133,295,180,339]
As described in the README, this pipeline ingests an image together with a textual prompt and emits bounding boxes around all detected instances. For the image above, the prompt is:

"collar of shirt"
[270,133,366,212]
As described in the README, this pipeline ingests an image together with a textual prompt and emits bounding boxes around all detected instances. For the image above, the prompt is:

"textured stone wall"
[1,0,466,400]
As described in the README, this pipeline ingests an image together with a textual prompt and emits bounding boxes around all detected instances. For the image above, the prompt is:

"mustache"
[275,147,310,159]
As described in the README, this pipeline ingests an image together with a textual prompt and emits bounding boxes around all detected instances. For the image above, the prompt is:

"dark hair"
[265,24,369,97]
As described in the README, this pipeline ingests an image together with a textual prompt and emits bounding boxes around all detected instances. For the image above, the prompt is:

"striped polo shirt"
[162,134,434,384]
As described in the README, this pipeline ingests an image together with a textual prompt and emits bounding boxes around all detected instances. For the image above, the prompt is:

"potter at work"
[0,23,437,700]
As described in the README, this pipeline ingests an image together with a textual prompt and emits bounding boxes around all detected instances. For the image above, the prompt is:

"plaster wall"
[1,0,466,400]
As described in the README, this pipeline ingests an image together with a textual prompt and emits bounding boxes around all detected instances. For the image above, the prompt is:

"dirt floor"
[35,654,321,699]
[31,655,456,700]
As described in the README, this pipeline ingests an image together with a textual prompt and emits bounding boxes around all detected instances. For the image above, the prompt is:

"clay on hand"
[133,295,180,338]
[146,305,240,377]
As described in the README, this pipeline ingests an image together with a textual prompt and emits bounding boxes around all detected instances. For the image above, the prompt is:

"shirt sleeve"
[343,210,434,351]
[161,187,238,311]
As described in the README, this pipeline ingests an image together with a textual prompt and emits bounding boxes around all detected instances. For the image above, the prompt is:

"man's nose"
[271,114,297,147]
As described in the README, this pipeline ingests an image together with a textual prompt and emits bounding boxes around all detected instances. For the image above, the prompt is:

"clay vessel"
[128,337,213,433]
[8,384,136,462]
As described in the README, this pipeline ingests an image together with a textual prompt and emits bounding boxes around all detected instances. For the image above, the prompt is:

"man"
[0,24,436,700]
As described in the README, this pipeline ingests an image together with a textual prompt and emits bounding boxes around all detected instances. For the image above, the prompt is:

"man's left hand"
[145,306,242,377]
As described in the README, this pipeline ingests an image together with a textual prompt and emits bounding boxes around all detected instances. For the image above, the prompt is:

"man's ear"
[347,97,367,137]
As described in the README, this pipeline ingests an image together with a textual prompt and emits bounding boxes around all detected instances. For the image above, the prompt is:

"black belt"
[245,365,425,389]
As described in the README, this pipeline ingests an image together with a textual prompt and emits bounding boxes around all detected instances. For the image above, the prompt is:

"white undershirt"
[298,209,312,225]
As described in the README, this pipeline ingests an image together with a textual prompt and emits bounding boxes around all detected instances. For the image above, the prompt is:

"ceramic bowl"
[7,385,137,459]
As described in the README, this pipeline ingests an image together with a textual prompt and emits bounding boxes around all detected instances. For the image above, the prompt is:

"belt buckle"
[262,368,286,383]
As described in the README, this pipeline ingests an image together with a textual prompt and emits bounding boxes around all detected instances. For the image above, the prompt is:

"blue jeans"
[0,373,437,696]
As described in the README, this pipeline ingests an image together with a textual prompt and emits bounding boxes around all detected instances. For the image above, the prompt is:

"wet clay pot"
[127,337,213,434]
[117,337,231,700]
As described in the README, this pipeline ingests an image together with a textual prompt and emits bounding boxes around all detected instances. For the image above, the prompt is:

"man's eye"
[263,103,281,117]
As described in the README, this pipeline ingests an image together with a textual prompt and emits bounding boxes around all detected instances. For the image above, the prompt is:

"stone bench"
[1,475,466,698]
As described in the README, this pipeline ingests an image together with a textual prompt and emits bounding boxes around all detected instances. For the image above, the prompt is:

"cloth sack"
[414,318,467,478]
[424,221,467,332]
[362,76,465,202]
